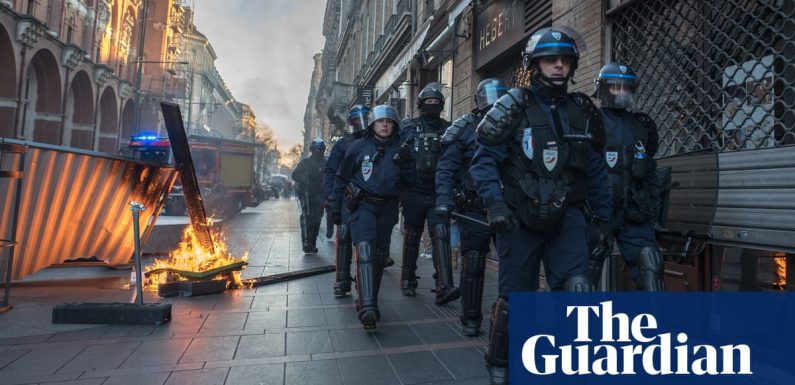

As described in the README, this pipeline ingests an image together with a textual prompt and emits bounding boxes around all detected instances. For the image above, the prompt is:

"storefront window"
[439,58,453,121]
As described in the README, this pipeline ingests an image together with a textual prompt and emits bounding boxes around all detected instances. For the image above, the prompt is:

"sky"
[192,0,326,150]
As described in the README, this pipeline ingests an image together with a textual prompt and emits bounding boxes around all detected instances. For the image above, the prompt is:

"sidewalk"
[0,199,498,385]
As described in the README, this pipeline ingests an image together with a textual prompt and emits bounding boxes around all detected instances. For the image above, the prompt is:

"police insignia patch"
[620,65,627,74]
[606,151,618,168]
[543,148,558,171]
[552,32,561,41]
[361,155,373,181]
[522,128,534,160]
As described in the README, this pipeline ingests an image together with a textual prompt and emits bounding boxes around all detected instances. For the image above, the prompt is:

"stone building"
[302,52,324,153]
[1,0,253,155]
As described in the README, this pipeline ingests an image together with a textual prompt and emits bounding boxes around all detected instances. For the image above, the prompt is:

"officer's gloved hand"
[434,204,452,219]
[331,210,342,225]
[393,140,413,164]
[486,201,513,233]
[596,220,615,255]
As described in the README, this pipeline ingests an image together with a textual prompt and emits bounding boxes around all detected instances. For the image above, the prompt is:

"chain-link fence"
[611,0,795,156]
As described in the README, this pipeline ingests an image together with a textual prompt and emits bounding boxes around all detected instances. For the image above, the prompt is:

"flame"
[773,252,787,290]
[145,218,248,291]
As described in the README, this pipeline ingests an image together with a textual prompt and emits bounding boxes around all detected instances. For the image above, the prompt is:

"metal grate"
[611,0,795,156]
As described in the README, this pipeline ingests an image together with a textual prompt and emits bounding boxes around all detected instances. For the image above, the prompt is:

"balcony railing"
[374,35,384,54]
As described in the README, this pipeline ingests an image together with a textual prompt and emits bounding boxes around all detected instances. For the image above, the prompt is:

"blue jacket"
[470,89,612,222]
[600,108,659,190]
[331,135,403,213]
[435,114,480,208]
[323,134,361,199]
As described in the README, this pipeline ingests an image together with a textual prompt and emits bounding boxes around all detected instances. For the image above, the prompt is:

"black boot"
[400,229,422,296]
[460,250,486,336]
[300,214,311,253]
[432,224,460,305]
[486,298,509,385]
[355,241,379,329]
[333,224,353,297]
[308,215,321,253]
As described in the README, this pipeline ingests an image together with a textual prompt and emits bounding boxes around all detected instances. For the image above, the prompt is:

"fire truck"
[123,134,267,218]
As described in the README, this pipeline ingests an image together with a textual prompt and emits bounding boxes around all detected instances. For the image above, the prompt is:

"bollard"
[129,201,146,305]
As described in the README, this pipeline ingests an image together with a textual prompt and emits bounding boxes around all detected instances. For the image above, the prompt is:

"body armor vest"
[411,118,445,179]
[501,95,591,233]
[604,111,656,223]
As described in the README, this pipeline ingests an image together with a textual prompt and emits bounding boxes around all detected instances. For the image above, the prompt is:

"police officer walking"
[435,78,509,337]
[394,82,460,305]
[590,63,665,291]
[330,105,403,330]
[293,138,327,253]
[324,105,369,297]
[470,28,613,384]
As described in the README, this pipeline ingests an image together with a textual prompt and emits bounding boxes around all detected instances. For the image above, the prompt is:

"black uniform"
[293,152,326,253]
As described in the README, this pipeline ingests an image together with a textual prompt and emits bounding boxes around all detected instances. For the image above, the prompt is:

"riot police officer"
[330,105,402,330]
[590,62,665,291]
[324,105,369,297]
[293,138,327,253]
[470,28,613,384]
[435,78,509,337]
[394,82,460,305]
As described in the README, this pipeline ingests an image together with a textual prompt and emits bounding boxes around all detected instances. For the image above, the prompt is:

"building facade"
[1,0,253,156]
[302,52,324,153]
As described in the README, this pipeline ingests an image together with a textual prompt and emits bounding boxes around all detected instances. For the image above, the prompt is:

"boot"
[354,241,379,329]
[300,214,311,253]
[400,229,422,296]
[486,298,509,385]
[308,215,321,253]
[460,250,486,336]
[333,224,353,297]
[432,224,460,305]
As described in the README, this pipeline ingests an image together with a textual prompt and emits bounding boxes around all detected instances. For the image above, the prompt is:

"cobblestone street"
[0,198,498,385]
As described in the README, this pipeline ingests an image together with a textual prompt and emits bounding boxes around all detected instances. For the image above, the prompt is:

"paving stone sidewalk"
[0,199,499,385]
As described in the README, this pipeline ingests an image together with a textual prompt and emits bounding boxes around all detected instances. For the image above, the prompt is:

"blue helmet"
[367,105,400,127]
[474,78,509,112]
[309,138,326,153]
[595,62,637,109]
[347,104,370,134]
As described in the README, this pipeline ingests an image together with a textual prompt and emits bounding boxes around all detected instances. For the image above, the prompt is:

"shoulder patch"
[634,112,659,156]
[441,114,476,145]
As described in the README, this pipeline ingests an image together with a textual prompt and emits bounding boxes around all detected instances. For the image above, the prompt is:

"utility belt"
[503,174,584,235]
[345,183,396,212]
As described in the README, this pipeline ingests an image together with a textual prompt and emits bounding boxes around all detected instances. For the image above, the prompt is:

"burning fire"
[145,219,248,291]
[773,252,787,290]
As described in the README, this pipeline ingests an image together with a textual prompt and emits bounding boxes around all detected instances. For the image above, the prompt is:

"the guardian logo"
[521,301,753,376]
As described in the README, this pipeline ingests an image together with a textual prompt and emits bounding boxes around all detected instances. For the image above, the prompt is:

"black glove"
[393,139,413,163]
[434,204,452,219]
[597,220,615,255]
[331,210,342,226]
[487,201,513,233]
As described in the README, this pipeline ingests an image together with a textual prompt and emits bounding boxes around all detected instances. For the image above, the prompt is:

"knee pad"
[431,223,450,241]
[564,274,593,292]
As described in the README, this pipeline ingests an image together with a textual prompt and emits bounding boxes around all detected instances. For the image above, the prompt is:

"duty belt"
[363,194,398,205]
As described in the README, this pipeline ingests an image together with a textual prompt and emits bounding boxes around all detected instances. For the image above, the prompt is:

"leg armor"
[432,224,460,305]
[333,224,353,297]
[486,298,509,385]
[354,241,379,329]
[307,213,321,251]
[400,229,422,296]
[563,274,594,292]
[639,246,666,292]
[300,214,310,252]
[460,250,486,336]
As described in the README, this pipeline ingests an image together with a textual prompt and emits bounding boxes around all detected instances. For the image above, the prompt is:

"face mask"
[421,103,444,116]
[613,93,635,109]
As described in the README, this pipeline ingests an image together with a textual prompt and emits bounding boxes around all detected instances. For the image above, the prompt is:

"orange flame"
[145,219,248,291]
[773,252,787,290]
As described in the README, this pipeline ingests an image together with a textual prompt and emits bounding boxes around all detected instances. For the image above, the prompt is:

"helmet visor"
[348,109,369,133]
[600,81,636,109]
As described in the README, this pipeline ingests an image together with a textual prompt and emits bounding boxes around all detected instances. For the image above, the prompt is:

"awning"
[425,0,471,54]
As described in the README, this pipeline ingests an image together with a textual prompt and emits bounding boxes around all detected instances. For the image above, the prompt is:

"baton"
[451,212,490,228]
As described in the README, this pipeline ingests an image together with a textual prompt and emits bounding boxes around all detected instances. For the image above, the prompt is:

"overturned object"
[53,303,171,325]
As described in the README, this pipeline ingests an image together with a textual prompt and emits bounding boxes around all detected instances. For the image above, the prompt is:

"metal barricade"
[0,141,26,312]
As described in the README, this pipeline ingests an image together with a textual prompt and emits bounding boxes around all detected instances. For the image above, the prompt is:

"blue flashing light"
[132,132,159,141]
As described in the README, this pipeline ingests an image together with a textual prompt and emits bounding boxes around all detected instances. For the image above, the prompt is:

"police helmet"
[474,78,509,112]
[347,104,370,134]
[309,138,326,153]
[367,104,400,128]
[523,27,581,75]
[416,82,445,114]
[594,62,637,109]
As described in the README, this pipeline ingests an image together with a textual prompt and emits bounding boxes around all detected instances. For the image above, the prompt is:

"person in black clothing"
[394,82,460,305]
[435,78,509,336]
[293,138,327,253]
[330,105,403,329]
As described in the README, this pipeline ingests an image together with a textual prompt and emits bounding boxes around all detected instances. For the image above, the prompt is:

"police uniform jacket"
[331,135,403,214]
